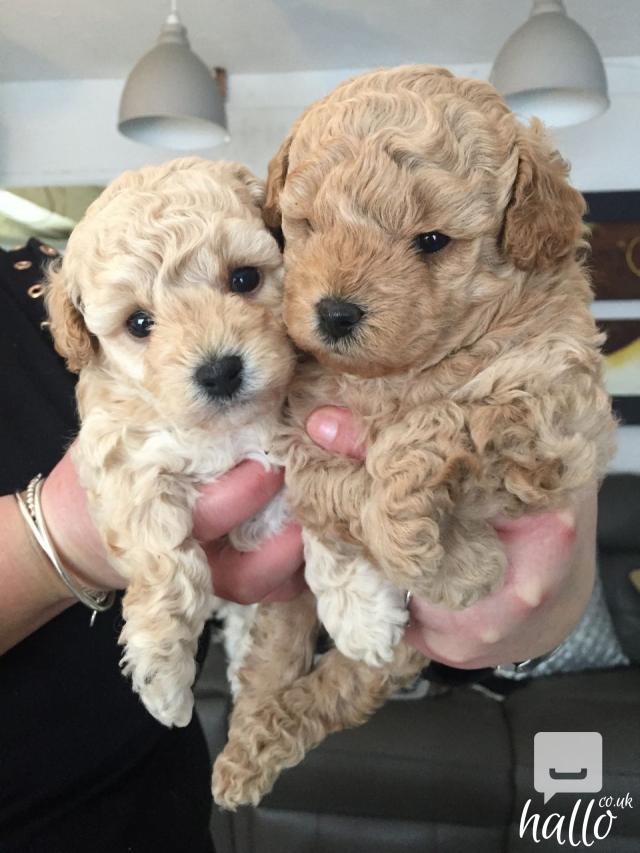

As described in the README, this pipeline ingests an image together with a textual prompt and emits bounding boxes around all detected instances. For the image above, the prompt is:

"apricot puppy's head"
[47,158,293,429]
[266,65,585,378]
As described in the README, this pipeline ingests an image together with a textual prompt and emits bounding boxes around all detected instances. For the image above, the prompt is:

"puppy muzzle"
[195,355,244,401]
[316,297,365,343]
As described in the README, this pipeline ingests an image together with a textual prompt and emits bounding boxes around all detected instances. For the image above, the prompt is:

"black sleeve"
[0,240,214,853]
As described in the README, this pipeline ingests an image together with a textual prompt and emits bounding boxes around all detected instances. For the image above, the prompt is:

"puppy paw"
[318,583,408,667]
[121,648,196,727]
[213,703,304,810]
[426,526,508,609]
[362,504,444,595]
[213,743,274,810]
[138,676,195,728]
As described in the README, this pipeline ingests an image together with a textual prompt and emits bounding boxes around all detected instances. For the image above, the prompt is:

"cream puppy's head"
[264,65,586,378]
[47,158,293,429]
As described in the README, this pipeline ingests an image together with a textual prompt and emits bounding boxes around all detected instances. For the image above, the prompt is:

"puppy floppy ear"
[501,119,586,272]
[264,132,294,231]
[229,163,266,209]
[45,263,95,373]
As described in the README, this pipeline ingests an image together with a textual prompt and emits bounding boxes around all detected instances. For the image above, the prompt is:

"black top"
[0,240,214,853]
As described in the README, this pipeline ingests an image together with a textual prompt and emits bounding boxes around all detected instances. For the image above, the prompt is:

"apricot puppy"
[213,65,615,809]
[46,157,293,727]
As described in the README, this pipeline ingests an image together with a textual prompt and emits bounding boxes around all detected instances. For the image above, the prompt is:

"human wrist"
[4,494,76,612]
[41,455,123,591]
[28,533,78,610]
[0,493,79,654]
[16,475,117,624]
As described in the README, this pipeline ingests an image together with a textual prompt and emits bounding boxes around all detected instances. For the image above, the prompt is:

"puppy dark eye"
[413,232,450,254]
[229,266,261,293]
[126,310,154,338]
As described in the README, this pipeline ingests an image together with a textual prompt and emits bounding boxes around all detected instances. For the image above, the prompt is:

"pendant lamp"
[118,1,228,150]
[490,0,609,127]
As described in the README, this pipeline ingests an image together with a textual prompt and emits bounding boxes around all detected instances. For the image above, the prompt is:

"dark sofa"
[195,475,640,852]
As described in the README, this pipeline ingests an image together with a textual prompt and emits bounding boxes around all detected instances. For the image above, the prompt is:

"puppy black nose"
[316,298,364,341]
[195,355,244,400]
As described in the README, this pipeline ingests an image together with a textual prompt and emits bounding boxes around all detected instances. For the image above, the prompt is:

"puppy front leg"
[304,531,409,667]
[118,536,213,727]
[284,440,370,542]
[362,403,465,593]
[362,402,507,607]
[76,431,215,726]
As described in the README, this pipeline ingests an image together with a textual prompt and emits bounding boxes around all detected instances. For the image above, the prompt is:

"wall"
[1,58,638,470]
[2,58,640,188]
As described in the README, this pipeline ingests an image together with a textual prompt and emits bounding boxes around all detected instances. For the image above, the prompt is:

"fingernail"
[516,580,543,608]
[307,412,338,447]
[480,627,501,644]
[555,509,576,533]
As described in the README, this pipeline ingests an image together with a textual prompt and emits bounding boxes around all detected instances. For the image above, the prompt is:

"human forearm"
[0,494,75,654]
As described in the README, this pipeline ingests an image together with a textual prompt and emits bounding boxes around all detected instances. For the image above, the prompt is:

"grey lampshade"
[118,11,228,150]
[490,0,609,128]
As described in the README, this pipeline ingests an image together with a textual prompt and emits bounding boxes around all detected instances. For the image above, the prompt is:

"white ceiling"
[1,0,638,82]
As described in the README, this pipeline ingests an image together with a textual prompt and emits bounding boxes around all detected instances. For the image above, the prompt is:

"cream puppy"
[46,157,294,727]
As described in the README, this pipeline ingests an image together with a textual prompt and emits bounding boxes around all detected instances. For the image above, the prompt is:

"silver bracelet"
[15,474,116,626]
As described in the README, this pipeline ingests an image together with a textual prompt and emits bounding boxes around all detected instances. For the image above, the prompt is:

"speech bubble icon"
[534,732,603,804]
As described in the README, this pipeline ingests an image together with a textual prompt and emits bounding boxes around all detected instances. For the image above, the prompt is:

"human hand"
[41,449,305,605]
[306,406,597,668]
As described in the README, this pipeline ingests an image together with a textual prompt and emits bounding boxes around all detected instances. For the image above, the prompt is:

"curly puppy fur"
[46,157,294,727]
[213,65,616,809]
